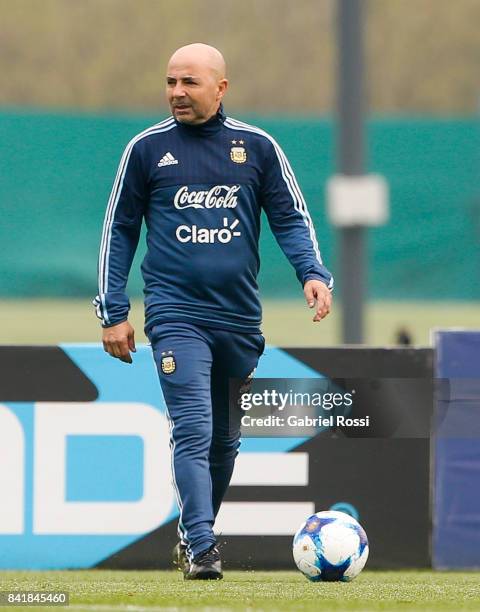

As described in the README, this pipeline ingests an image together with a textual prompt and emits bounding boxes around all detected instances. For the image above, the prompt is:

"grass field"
[0,570,479,611]
[0,299,478,346]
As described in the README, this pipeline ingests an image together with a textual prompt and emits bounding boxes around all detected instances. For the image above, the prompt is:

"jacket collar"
[173,103,226,135]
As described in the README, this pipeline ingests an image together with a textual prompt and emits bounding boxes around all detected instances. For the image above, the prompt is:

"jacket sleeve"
[93,140,147,327]
[260,139,334,290]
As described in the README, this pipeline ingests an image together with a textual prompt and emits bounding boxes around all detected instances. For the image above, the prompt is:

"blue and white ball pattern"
[293,510,369,582]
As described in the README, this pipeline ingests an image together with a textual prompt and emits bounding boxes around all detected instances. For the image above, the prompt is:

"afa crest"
[230,140,247,164]
[161,351,176,375]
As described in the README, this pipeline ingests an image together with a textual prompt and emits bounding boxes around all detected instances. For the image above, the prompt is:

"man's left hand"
[304,279,332,322]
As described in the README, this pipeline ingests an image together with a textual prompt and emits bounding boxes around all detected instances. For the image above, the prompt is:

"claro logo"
[176,217,241,244]
[174,185,240,210]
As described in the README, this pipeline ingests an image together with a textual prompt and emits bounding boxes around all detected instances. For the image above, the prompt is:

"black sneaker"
[172,542,190,575]
[184,545,223,580]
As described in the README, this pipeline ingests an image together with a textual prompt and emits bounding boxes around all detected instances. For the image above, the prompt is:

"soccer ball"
[292,510,369,582]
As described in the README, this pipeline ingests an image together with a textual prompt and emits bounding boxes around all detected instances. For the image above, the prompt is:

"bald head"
[166,43,228,125]
[168,43,226,80]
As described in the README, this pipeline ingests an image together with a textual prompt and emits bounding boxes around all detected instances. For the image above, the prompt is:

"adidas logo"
[158,152,179,167]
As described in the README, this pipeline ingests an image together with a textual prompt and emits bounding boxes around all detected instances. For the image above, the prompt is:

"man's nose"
[172,82,186,98]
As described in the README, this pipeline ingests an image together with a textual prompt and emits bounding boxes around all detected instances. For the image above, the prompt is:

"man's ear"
[217,78,228,101]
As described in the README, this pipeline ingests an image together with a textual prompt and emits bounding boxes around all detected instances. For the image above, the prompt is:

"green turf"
[0,299,479,346]
[0,570,479,611]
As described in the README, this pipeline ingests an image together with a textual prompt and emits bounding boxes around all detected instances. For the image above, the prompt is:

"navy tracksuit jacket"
[94,105,333,559]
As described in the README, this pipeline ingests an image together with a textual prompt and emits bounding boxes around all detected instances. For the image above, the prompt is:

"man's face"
[166,59,226,125]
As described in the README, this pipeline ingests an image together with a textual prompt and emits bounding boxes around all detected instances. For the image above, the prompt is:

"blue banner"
[433,330,480,568]
[0,344,431,569]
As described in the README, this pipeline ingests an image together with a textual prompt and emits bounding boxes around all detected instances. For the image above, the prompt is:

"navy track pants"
[149,321,265,559]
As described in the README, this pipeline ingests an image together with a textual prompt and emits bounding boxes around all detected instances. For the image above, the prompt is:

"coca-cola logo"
[174,185,240,210]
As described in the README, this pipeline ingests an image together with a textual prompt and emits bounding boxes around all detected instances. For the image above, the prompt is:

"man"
[94,43,333,580]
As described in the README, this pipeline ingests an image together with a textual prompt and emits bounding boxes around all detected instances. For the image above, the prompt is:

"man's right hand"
[102,320,136,364]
